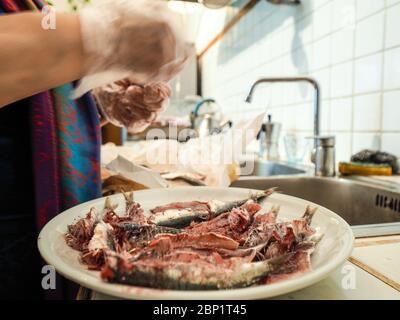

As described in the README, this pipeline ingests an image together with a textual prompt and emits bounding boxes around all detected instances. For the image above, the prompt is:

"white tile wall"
[200,0,400,161]
[335,132,352,162]
[312,36,331,70]
[382,90,400,131]
[356,0,385,20]
[382,134,400,156]
[352,133,381,153]
[331,28,354,64]
[355,12,384,57]
[387,0,400,6]
[313,2,333,40]
[354,53,382,94]
[353,93,381,131]
[384,47,400,90]
[330,98,352,131]
[385,3,400,48]
[332,0,355,32]
[331,61,353,97]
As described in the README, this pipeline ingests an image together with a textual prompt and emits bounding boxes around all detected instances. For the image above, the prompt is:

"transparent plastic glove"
[73,0,188,98]
[92,80,171,133]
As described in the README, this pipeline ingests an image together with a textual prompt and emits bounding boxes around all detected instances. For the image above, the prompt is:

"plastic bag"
[92,81,171,132]
[73,0,189,98]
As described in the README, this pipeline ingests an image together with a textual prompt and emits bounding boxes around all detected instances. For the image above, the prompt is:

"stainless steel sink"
[231,176,400,237]
[239,159,307,176]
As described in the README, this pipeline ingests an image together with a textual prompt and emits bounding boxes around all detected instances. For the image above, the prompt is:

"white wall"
[50,0,78,11]
[201,0,400,162]
[51,0,98,11]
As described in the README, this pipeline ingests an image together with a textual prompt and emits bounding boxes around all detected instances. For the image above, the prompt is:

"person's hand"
[73,0,189,98]
[93,80,171,133]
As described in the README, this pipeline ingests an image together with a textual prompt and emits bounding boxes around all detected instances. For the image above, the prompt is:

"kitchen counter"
[273,235,400,300]
[85,235,400,300]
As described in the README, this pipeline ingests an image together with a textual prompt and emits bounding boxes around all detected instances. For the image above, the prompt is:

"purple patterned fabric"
[30,92,61,230]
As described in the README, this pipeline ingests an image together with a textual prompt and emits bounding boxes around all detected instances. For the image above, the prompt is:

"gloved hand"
[73,0,189,98]
[92,80,172,133]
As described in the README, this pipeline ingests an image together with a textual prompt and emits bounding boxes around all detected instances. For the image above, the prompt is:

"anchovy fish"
[65,207,99,251]
[242,205,281,248]
[150,188,276,228]
[118,223,182,235]
[81,221,115,269]
[211,188,277,216]
[101,252,293,290]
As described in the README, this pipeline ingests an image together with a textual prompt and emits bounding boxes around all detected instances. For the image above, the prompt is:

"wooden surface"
[76,286,91,300]
[354,234,400,247]
[102,123,124,145]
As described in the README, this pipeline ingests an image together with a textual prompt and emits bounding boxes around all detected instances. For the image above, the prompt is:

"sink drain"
[375,193,400,213]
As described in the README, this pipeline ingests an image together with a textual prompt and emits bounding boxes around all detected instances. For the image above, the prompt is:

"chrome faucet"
[245,77,335,177]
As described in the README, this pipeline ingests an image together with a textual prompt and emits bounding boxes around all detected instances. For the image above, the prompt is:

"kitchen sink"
[239,159,307,176]
[231,176,400,237]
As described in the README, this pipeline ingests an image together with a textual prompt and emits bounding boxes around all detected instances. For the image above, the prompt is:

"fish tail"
[302,206,318,224]
[104,197,119,212]
[252,187,278,202]
[231,252,295,288]
[271,205,281,217]
[214,188,277,216]
[264,187,278,197]
[104,197,112,210]
[122,191,134,203]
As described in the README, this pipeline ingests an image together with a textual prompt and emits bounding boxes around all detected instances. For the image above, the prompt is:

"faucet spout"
[245,77,321,139]
[245,77,326,176]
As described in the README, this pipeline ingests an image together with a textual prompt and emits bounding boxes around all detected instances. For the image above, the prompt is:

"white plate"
[38,187,354,300]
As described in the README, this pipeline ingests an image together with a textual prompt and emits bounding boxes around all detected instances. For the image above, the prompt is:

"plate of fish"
[38,187,354,300]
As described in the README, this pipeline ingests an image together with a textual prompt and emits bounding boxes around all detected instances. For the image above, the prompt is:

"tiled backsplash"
[201,0,400,162]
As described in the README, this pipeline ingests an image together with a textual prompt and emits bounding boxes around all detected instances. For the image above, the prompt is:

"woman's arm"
[0,1,188,108]
[0,12,84,107]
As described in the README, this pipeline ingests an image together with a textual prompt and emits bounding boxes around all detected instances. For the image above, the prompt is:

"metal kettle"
[190,98,232,138]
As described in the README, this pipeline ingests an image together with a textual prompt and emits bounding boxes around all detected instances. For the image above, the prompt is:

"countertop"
[272,235,400,300]
[85,235,400,300]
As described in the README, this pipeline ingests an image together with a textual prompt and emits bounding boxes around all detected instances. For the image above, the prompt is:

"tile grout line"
[379,2,388,150]
[350,0,357,155]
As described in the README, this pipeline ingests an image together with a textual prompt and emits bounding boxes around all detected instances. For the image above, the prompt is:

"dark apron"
[0,101,42,299]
